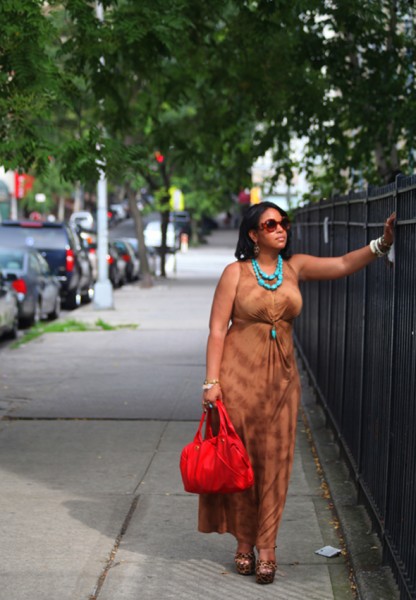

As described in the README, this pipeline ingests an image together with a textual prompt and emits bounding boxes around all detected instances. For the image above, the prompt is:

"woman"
[198,201,395,585]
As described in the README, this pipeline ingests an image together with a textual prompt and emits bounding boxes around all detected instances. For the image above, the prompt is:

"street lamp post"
[93,1,113,309]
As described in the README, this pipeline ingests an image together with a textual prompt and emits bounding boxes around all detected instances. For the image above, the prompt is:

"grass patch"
[11,319,138,349]
[95,318,116,331]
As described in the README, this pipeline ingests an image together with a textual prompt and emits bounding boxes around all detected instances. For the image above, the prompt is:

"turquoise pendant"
[271,327,277,340]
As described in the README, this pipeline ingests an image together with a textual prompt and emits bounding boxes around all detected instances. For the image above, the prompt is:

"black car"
[0,270,18,340]
[0,246,61,326]
[0,221,93,309]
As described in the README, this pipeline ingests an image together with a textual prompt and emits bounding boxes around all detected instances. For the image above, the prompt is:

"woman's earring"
[254,243,260,257]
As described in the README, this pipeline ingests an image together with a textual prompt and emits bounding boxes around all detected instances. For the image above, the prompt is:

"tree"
[0,0,60,173]
[300,0,416,191]
[22,160,73,218]
[2,0,415,219]
[62,0,260,276]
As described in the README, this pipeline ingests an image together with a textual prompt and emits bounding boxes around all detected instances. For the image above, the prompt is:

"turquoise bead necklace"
[251,255,283,340]
[251,255,283,290]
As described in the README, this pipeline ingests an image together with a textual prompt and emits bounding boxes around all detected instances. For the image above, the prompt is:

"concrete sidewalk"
[0,229,391,599]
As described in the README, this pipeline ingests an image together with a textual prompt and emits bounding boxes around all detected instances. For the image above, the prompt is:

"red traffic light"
[154,151,164,163]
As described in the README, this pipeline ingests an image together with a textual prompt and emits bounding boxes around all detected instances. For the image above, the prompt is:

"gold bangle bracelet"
[202,382,221,390]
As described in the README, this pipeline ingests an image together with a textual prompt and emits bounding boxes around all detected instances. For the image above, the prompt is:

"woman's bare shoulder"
[212,261,241,301]
[287,254,310,272]
[287,254,316,280]
[287,254,301,272]
[220,260,241,283]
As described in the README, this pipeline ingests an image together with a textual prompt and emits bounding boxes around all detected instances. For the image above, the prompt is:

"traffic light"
[154,151,164,164]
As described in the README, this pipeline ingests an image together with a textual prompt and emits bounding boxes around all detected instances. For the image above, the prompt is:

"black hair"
[234,201,292,261]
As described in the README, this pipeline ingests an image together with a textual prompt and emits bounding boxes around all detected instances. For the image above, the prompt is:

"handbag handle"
[216,401,238,437]
[194,401,236,445]
[193,402,218,444]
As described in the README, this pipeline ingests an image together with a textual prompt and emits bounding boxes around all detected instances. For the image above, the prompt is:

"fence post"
[357,186,369,503]
[339,192,351,434]
[323,196,334,408]
[381,176,399,552]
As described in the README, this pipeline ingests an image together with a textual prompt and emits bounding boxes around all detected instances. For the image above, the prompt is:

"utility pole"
[93,1,113,309]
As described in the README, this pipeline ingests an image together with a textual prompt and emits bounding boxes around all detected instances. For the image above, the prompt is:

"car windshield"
[0,225,67,249]
[114,241,126,251]
[0,248,24,270]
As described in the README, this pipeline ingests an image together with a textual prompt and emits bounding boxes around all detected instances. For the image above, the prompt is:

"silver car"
[0,270,18,340]
[0,247,61,327]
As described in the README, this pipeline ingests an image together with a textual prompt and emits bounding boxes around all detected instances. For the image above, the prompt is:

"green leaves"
[0,0,414,197]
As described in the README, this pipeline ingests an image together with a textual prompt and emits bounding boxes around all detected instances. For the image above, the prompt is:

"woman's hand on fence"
[384,213,396,246]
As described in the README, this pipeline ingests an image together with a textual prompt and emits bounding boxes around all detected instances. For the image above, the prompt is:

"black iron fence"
[292,175,416,600]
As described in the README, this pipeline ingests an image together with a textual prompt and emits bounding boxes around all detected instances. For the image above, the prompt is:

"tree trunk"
[58,196,65,221]
[158,160,171,278]
[126,185,153,288]
[191,214,199,246]
[160,207,170,277]
[73,181,83,212]
[375,129,400,183]
[375,1,400,184]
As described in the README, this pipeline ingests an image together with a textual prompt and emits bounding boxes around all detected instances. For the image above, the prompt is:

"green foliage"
[301,0,416,190]
[1,0,415,200]
[0,0,61,172]
[22,161,73,213]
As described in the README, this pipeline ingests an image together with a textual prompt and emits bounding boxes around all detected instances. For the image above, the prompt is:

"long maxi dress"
[198,259,303,550]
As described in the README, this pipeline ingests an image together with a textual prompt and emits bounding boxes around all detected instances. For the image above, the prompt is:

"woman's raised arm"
[292,213,396,282]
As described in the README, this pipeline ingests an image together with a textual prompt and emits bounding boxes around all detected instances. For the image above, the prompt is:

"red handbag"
[180,400,254,494]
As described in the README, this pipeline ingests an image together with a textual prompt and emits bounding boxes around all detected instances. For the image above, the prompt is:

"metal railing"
[292,175,416,600]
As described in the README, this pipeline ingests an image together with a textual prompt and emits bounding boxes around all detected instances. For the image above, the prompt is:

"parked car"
[108,242,127,288]
[107,207,118,228]
[73,232,130,287]
[120,237,139,255]
[0,247,61,326]
[77,229,98,281]
[109,203,127,222]
[113,239,140,282]
[69,211,95,231]
[0,221,94,309]
[0,270,18,340]
[170,210,192,238]
[143,221,179,253]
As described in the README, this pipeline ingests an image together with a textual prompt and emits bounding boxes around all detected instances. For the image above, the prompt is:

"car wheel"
[5,312,18,340]
[21,300,41,328]
[126,265,134,282]
[81,286,94,304]
[65,287,82,310]
[48,295,61,320]
[81,271,94,304]
[111,268,120,288]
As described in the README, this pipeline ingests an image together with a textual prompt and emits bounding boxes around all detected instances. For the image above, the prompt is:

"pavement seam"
[88,494,140,600]
[131,420,170,494]
[88,421,170,599]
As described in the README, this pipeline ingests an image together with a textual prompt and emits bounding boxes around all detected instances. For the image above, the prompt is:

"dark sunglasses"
[258,217,291,233]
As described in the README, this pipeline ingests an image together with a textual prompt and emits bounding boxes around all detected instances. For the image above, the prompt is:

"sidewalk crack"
[88,421,169,599]
[89,494,140,600]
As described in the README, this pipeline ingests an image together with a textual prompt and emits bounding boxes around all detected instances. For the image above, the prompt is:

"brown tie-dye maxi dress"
[198,259,303,549]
